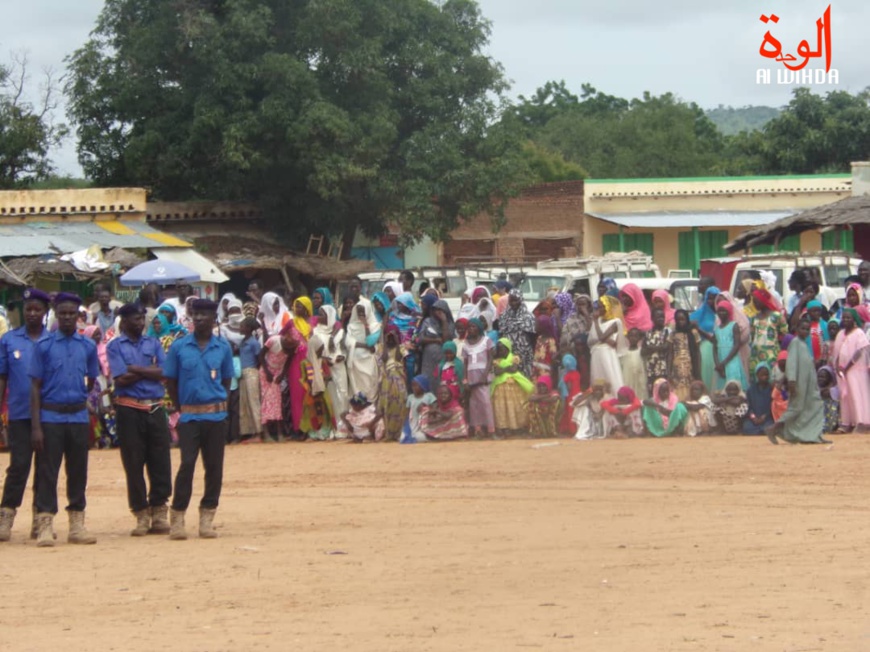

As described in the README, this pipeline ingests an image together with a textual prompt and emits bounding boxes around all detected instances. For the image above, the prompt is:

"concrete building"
[584,174,852,274]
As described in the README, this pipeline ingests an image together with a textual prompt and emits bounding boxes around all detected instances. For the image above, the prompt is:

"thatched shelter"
[4,248,145,286]
[726,194,870,255]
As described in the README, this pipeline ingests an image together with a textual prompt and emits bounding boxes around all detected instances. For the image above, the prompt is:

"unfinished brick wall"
[449,181,585,261]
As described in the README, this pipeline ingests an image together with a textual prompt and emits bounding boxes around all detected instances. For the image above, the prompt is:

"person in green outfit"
[766,319,831,445]
[642,378,690,437]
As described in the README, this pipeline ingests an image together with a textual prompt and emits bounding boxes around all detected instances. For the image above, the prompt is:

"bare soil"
[1,435,867,652]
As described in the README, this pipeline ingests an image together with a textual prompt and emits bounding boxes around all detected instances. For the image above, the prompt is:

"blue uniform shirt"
[29,331,100,424]
[163,333,234,423]
[107,333,166,400]
[0,326,46,421]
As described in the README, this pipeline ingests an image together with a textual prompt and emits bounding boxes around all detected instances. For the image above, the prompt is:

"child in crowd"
[572,379,614,440]
[258,329,291,442]
[712,380,748,434]
[684,381,717,436]
[557,354,583,435]
[528,375,561,437]
[743,363,774,435]
[601,386,644,438]
[403,375,436,443]
[437,341,465,402]
[339,392,384,442]
[641,309,671,395]
[378,325,407,441]
[804,300,830,363]
[491,338,534,437]
[642,379,690,437]
[771,351,789,422]
[621,327,647,401]
[817,365,840,434]
[825,319,840,366]
[421,384,469,441]
[238,317,263,443]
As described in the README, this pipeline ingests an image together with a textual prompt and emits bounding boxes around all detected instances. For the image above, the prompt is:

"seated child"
[742,363,774,435]
[684,381,717,436]
[421,384,469,441]
[528,375,561,438]
[601,386,644,438]
[338,392,385,442]
[403,375,436,443]
[712,380,748,434]
[572,379,615,440]
[642,379,690,437]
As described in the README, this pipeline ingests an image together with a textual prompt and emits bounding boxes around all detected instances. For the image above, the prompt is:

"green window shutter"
[678,231,695,270]
[776,234,801,251]
[699,230,728,259]
[822,230,853,252]
[752,244,774,254]
[603,233,654,256]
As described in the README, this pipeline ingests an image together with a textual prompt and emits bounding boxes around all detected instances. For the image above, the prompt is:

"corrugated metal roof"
[0,220,191,257]
[587,210,801,228]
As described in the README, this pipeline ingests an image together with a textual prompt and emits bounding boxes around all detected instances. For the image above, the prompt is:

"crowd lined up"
[152,265,869,445]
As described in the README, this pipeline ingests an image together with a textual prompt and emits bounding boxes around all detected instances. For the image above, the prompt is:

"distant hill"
[706,105,781,135]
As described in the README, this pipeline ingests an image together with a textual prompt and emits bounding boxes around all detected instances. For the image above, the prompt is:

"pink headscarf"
[651,290,675,326]
[537,375,553,391]
[619,283,653,331]
[716,292,750,336]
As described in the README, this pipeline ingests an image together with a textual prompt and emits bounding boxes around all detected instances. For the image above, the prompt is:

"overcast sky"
[2,0,867,176]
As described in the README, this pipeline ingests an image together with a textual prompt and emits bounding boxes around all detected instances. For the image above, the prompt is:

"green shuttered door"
[602,233,654,256]
[679,230,728,272]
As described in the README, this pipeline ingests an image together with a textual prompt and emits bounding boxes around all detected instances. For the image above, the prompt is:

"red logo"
[759,4,831,72]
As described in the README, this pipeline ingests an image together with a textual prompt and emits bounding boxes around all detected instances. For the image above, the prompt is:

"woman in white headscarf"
[311,305,349,421]
[219,296,245,347]
[346,294,381,401]
[383,281,404,304]
[260,291,290,336]
[217,292,239,324]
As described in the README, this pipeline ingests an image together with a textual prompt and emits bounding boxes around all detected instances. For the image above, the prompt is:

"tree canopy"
[66,0,530,247]
[0,54,66,189]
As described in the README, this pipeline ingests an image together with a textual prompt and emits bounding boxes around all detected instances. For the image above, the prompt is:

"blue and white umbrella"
[119,259,201,286]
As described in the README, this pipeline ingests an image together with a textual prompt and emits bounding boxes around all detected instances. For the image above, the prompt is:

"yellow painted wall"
[0,187,147,223]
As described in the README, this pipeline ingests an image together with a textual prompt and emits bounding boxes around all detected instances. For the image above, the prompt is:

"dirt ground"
[1,434,869,652]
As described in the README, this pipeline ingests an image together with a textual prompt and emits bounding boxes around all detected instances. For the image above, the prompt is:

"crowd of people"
[0,260,868,546]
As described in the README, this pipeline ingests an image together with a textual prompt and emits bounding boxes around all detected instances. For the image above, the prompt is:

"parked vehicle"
[727,251,861,308]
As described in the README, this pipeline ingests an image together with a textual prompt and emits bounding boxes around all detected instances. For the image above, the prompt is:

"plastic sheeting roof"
[0,220,191,257]
[587,210,802,228]
[153,248,229,284]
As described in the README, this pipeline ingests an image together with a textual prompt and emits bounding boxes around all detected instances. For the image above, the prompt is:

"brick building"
[443,180,585,265]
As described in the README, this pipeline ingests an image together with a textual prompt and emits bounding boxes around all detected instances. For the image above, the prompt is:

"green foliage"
[521,141,586,182]
[705,105,780,136]
[66,0,530,247]
[741,87,870,174]
[526,87,724,178]
[0,55,66,189]
[30,175,92,190]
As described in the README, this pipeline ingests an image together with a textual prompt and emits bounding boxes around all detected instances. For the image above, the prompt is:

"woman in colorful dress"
[561,294,592,351]
[491,338,535,436]
[830,308,870,433]
[587,296,626,395]
[292,296,314,340]
[533,315,558,380]
[749,288,788,376]
[717,291,751,381]
[641,308,671,392]
[712,300,748,391]
[691,286,720,393]
[461,318,495,438]
[668,309,700,402]
[280,321,312,439]
[498,289,537,378]
[553,292,576,342]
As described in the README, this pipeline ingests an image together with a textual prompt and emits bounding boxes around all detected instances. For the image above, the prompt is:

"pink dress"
[260,336,287,424]
[282,324,310,432]
[831,327,870,427]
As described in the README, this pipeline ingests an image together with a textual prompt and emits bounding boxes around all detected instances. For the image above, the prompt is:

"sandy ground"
[1,434,869,652]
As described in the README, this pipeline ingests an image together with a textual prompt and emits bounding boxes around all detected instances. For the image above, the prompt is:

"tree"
[521,141,586,182]
[0,53,66,189]
[741,87,870,174]
[66,0,529,248]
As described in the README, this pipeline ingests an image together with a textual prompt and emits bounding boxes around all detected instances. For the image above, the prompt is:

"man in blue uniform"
[107,302,173,537]
[30,292,100,547]
[0,288,49,541]
[163,299,234,540]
